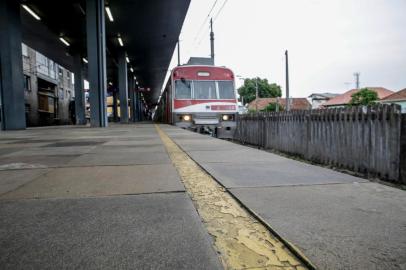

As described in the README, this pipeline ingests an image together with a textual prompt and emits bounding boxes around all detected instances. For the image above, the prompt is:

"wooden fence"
[234,104,404,183]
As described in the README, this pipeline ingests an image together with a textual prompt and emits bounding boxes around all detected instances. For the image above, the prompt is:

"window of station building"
[218,81,235,99]
[175,79,192,99]
[22,44,29,57]
[48,60,56,79]
[59,88,64,100]
[23,75,31,92]
[193,81,217,99]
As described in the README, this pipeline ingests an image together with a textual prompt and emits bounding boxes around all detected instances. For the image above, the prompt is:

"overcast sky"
[166,0,406,98]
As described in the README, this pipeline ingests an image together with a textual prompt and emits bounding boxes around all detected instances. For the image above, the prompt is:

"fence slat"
[235,104,402,183]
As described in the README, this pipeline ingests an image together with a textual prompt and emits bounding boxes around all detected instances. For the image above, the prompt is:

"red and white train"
[155,63,238,138]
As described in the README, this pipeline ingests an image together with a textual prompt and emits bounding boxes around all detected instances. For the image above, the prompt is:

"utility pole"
[354,72,360,89]
[276,97,280,112]
[210,18,215,65]
[255,78,259,111]
[177,38,181,66]
[285,50,290,111]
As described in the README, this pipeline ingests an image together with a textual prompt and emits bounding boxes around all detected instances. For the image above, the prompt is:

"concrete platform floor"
[0,124,222,270]
[1,124,405,270]
[161,125,406,270]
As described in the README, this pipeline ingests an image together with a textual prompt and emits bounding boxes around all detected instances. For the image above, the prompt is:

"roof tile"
[323,87,394,106]
[381,88,406,101]
[248,98,311,110]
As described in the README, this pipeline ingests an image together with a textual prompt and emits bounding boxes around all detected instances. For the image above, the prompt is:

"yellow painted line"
[156,125,309,270]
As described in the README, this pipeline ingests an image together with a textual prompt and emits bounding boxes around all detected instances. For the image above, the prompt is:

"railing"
[235,104,405,183]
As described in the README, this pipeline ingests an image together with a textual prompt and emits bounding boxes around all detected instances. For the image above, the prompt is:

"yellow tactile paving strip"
[156,125,309,270]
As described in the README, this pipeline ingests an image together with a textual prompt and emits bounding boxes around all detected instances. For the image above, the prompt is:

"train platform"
[0,123,405,269]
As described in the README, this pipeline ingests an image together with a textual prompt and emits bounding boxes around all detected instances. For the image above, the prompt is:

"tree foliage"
[261,102,283,112]
[238,78,282,105]
[349,88,378,106]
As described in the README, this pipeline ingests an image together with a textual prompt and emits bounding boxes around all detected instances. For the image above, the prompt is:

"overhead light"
[22,5,41,21]
[105,6,114,22]
[117,36,124,47]
[136,81,139,85]
[59,37,70,47]
[133,76,136,80]
[126,56,130,63]
[82,58,88,64]
[109,82,113,86]
[130,67,134,73]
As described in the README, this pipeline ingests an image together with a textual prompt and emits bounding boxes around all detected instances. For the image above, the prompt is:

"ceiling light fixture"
[117,35,124,47]
[59,37,70,47]
[105,6,114,22]
[126,56,130,63]
[22,5,41,21]
[130,67,134,73]
[82,58,88,63]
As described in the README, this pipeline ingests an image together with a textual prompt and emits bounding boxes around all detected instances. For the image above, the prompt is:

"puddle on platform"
[156,125,308,270]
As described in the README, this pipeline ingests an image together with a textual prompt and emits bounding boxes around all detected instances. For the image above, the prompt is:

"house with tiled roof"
[322,87,394,108]
[380,88,406,113]
[248,97,311,111]
[308,92,339,109]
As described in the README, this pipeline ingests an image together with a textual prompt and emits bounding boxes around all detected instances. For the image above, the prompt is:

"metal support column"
[73,54,86,125]
[134,90,139,122]
[135,91,140,122]
[0,0,26,130]
[113,91,118,122]
[129,77,136,122]
[118,51,128,123]
[86,0,107,127]
[137,92,142,121]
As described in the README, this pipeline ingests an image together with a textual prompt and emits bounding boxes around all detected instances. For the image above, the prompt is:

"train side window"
[193,81,217,99]
[218,81,235,99]
[175,80,192,99]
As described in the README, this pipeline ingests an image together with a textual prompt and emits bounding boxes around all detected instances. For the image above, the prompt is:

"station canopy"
[20,0,191,105]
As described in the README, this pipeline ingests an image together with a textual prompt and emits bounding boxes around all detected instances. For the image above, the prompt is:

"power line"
[193,0,219,43]
[196,27,210,48]
[194,0,228,51]
[213,0,228,21]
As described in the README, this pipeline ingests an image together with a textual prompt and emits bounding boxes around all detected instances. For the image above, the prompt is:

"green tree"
[261,102,283,112]
[238,78,281,105]
[349,88,378,106]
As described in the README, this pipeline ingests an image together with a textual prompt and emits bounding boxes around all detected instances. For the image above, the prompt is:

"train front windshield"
[218,81,235,99]
[175,80,192,99]
[194,81,217,99]
[175,80,235,99]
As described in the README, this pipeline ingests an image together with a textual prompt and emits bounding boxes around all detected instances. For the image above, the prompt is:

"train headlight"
[222,114,233,121]
[182,115,191,121]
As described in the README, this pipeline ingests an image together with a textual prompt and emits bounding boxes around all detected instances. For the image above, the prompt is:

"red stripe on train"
[211,105,236,111]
